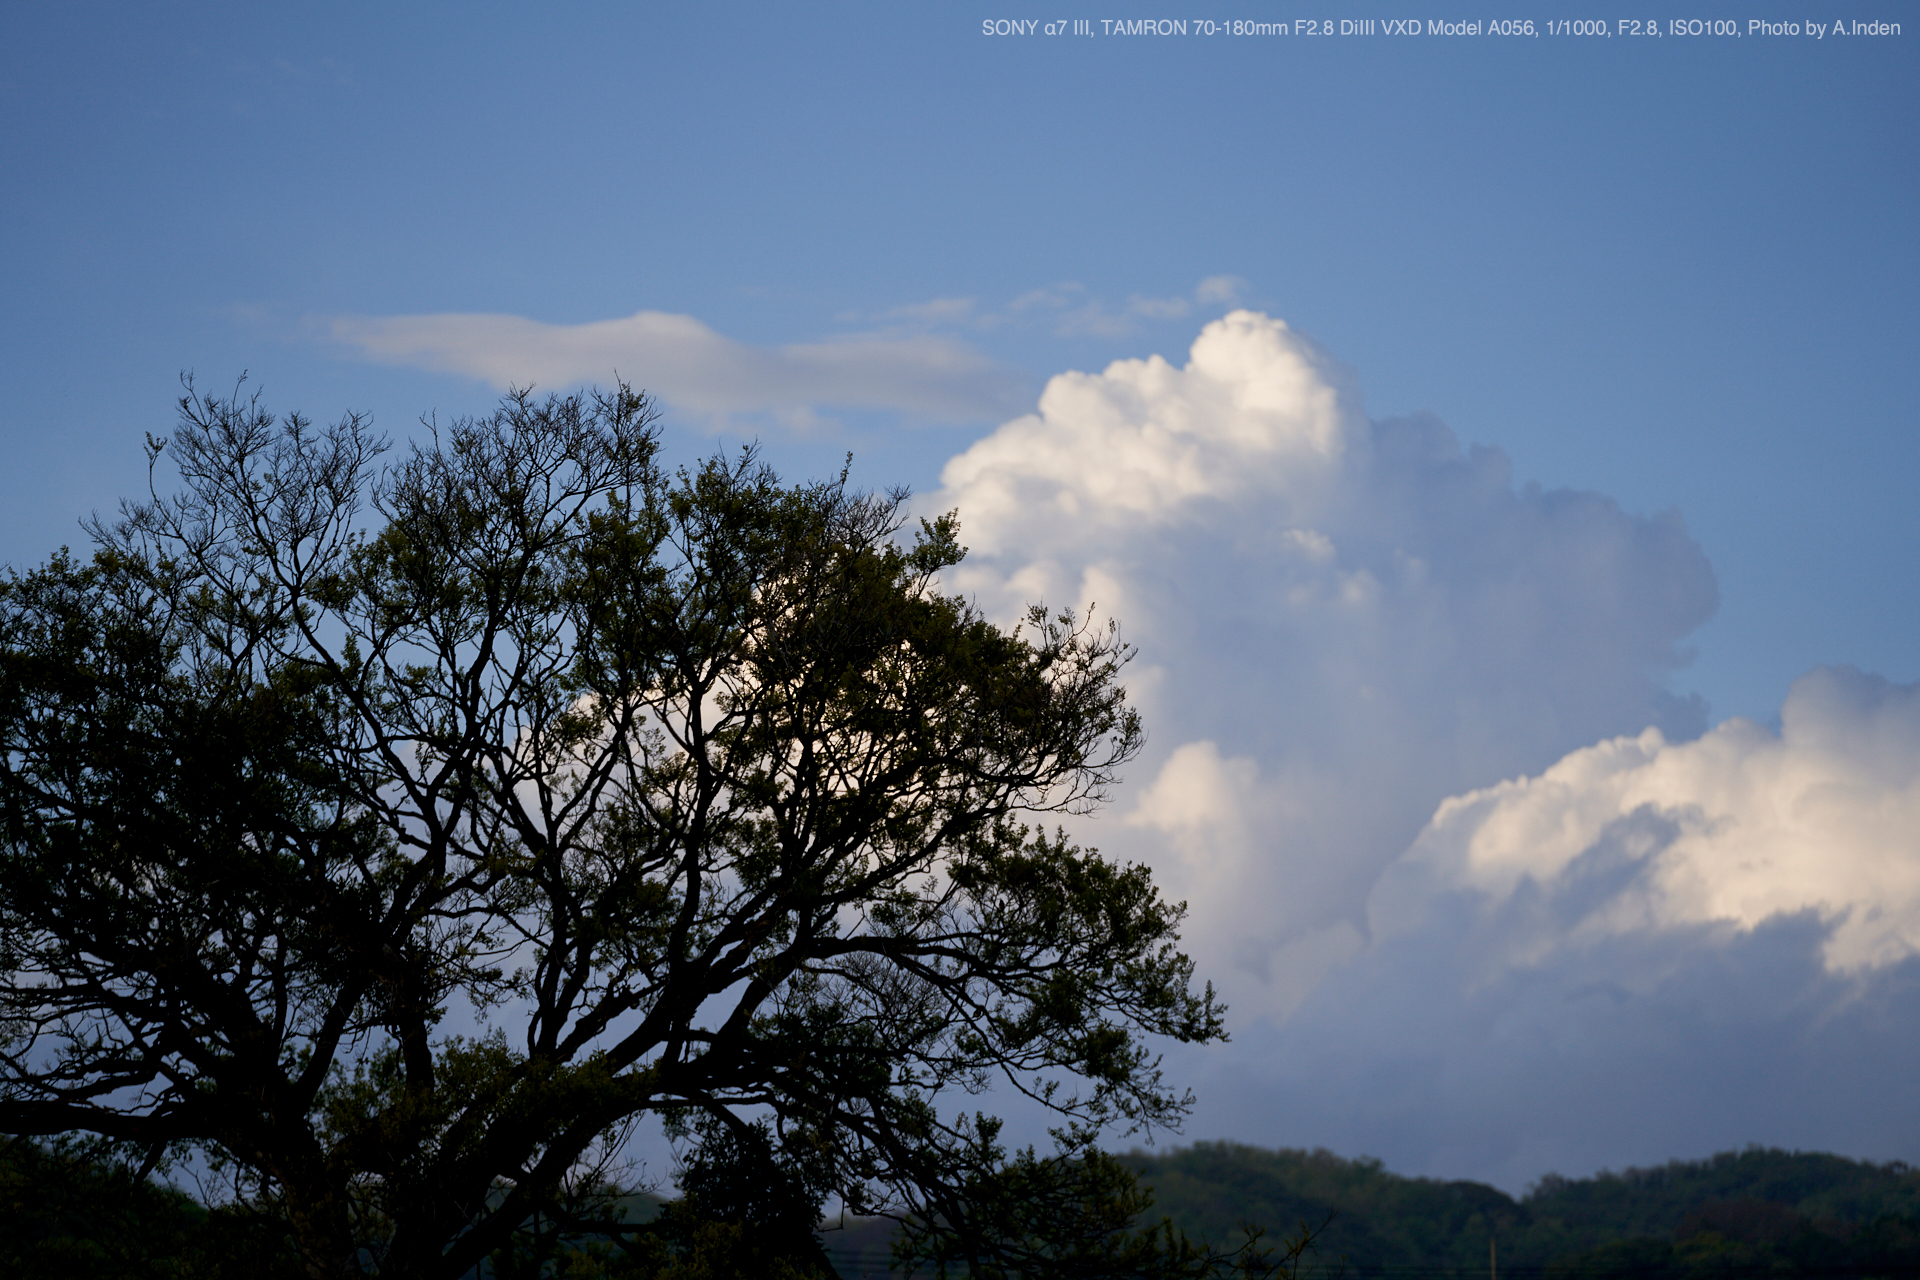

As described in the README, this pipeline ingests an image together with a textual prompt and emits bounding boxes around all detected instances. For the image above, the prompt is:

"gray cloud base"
[1173,907,1920,1194]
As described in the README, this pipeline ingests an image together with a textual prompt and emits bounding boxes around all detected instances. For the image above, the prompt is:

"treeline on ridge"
[10,1134,1920,1278]
[1111,1142,1920,1279]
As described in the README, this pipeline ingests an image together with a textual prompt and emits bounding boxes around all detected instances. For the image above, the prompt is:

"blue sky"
[4,1,1916,1189]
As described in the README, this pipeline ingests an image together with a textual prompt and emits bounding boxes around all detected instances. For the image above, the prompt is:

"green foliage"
[1527,1147,1920,1237]
[0,380,1217,1279]
[1531,1152,1920,1279]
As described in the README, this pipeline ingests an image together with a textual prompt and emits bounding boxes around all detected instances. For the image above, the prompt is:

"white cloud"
[932,311,1718,1019]
[1376,664,1920,974]
[326,309,1027,420]
[937,310,1355,548]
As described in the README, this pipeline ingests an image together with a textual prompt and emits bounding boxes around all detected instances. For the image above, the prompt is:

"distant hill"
[1116,1143,1920,1278]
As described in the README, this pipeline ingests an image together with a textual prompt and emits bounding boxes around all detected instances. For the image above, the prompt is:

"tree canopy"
[0,381,1265,1279]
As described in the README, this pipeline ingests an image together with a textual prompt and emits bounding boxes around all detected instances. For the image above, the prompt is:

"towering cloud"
[934,312,1920,1185]
[934,311,1719,1015]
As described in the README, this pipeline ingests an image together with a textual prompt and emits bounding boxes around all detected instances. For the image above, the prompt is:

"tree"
[631,1113,838,1279]
[0,379,1247,1279]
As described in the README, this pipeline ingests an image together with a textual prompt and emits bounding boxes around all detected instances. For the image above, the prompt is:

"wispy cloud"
[876,296,980,325]
[873,275,1252,339]
[1194,274,1247,304]
[1039,274,1247,336]
[325,309,1029,421]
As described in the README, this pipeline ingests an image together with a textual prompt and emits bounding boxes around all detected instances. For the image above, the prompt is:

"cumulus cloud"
[936,310,1918,1183]
[1168,667,1920,1189]
[326,310,1027,420]
[933,310,1718,1016]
